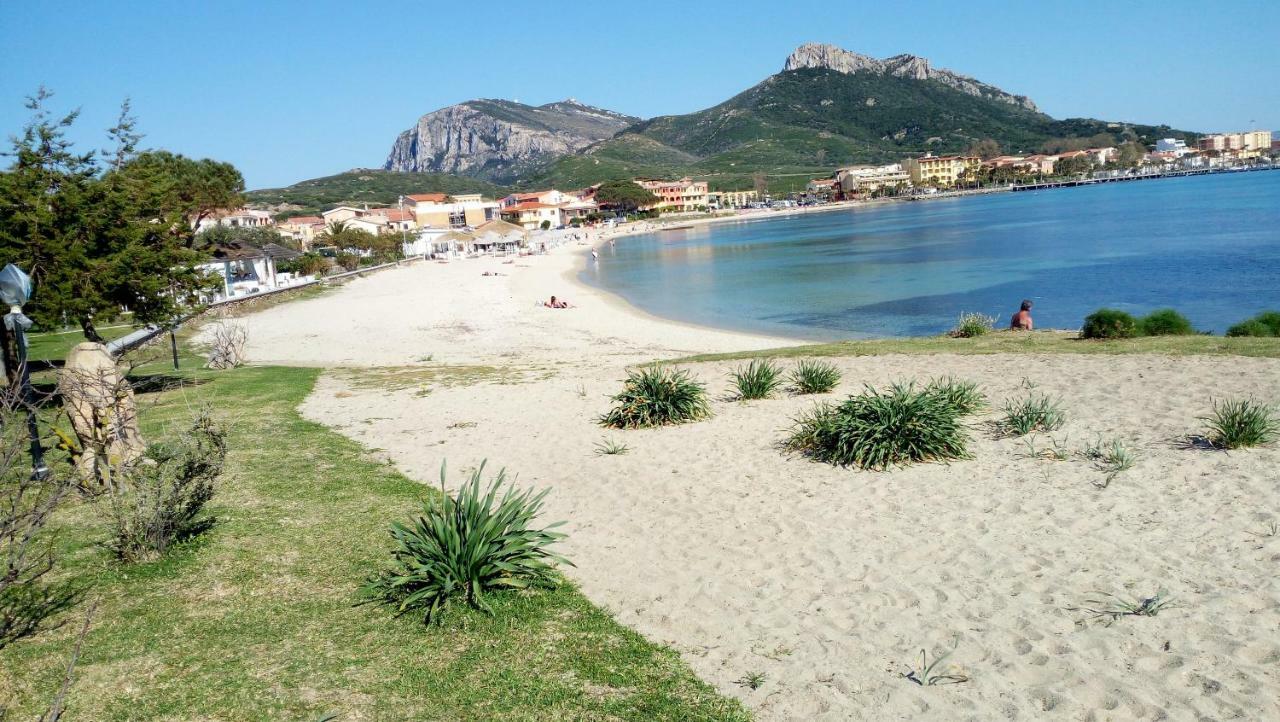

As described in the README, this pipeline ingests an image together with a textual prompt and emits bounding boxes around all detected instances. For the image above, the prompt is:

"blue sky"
[2,0,1276,189]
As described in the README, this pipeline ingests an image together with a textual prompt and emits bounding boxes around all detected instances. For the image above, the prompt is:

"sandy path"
[303,353,1280,721]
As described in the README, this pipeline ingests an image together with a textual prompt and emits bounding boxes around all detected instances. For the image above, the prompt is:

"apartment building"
[903,155,981,188]
[636,177,709,212]
[835,163,910,195]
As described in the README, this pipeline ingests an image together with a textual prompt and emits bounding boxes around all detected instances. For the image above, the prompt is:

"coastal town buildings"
[903,155,981,188]
[835,163,910,195]
[404,193,500,228]
[195,207,275,233]
[805,178,838,199]
[275,216,324,247]
[1198,131,1272,156]
[708,190,759,208]
[637,177,710,212]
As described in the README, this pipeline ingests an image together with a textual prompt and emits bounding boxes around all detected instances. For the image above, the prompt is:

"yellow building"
[904,155,981,188]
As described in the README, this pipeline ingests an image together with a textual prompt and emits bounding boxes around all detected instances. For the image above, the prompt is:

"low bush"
[363,462,569,624]
[600,365,711,428]
[789,359,841,395]
[1000,394,1066,436]
[1226,319,1273,337]
[1226,310,1280,337]
[924,376,986,416]
[1136,309,1196,336]
[1202,398,1279,449]
[948,312,996,338]
[730,359,783,400]
[1080,308,1138,339]
[108,411,226,562]
[784,382,971,470]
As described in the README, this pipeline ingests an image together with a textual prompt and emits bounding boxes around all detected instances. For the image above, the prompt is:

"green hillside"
[529,68,1197,191]
[247,170,507,217]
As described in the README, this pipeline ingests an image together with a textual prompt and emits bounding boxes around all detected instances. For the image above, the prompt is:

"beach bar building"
[200,241,310,301]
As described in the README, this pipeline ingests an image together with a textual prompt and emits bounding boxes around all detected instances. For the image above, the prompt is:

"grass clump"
[600,365,711,428]
[788,359,841,395]
[924,376,986,416]
[1080,308,1138,339]
[730,358,784,400]
[363,462,569,625]
[1074,591,1174,626]
[1000,394,1066,436]
[1201,398,1279,449]
[1084,437,1136,487]
[902,641,968,686]
[1136,309,1196,336]
[784,382,972,470]
[593,437,630,456]
[948,312,995,338]
[1226,310,1280,337]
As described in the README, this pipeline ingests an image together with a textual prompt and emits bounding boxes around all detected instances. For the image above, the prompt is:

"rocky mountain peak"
[783,43,1037,111]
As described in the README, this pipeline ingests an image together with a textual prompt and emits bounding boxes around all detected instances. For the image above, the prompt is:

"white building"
[1155,138,1191,157]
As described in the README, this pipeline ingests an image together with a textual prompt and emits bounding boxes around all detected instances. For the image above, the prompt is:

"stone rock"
[58,342,145,487]
[783,43,1038,112]
[384,99,637,183]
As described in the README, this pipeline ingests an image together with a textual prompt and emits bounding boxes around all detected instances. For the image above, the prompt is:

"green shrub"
[1226,311,1280,337]
[924,377,986,416]
[1080,308,1138,339]
[363,462,568,624]
[947,312,995,338]
[600,365,711,428]
[108,411,226,562]
[1226,319,1274,337]
[1000,394,1066,436]
[784,382,971,470]
[1136,309,1195,336]
[789,359,841,395]
[731,358,783,400]
[1202,398,1279,449]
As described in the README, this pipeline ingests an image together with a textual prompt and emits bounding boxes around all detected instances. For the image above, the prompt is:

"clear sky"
[3,0,1277,189]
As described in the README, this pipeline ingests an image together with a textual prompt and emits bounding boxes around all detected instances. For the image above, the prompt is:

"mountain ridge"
[383,98,637,184]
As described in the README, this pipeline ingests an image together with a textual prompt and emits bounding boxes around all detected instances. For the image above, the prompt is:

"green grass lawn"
[0,357,747,721]
[676,330,1280,363]
[25,324,134,365]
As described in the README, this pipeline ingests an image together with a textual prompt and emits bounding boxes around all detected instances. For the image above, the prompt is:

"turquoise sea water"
[580,170,1280,339]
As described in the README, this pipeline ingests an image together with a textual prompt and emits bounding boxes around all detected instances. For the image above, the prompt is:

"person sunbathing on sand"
[1010,299,1034,330]
[544,295,571,309]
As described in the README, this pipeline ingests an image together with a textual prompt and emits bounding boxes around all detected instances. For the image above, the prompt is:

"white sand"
[236,236,796,367]
[230,234,1280,720]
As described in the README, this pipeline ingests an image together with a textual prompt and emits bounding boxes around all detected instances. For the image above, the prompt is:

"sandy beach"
[227,232,1280,720]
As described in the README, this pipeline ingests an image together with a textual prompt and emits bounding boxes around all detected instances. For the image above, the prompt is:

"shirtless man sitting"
[1010,299,1033,330]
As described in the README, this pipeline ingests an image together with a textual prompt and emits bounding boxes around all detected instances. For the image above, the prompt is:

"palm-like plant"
[600,365,711,428]
[363,462,570,624]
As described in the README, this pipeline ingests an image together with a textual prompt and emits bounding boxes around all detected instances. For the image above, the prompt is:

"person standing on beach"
[1010,299,1034,330]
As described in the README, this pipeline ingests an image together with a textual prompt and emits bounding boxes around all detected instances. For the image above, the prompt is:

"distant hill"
[245,170,506,217]
[383,98,638,184]
[527,44,1197,190]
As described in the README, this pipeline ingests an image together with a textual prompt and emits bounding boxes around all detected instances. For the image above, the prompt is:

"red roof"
[282,215,323,224]
[406,193,447,202]
[503,202,554,211]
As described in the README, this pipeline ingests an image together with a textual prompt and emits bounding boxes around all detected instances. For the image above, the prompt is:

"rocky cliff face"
[384,99,637,183]
[784,43,1037,111]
